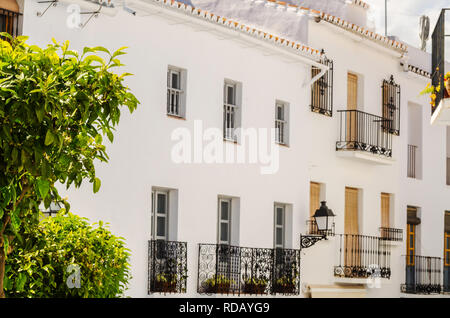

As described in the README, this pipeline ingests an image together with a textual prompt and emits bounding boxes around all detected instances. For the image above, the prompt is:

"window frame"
[406,223,416,266]
[223,80,240,142]
[151,190,169,241]
[218,198,232,245]
[167,66,186,118]
[274,204,286,249]
[275,101,289,145]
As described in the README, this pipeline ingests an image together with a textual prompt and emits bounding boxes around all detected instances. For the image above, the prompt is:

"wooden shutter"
[345,187,359,235]
[347,73,358,142]
[310,182,321,217]
[347,73,358,111]
[345,187,359,267]
[381,193,390,229]
[309,182,321,234]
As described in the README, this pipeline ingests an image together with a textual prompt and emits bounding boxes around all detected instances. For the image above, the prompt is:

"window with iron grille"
[0,8,21,39]
[167,66,186,118]
[382,75,401,135]
[223,80,241,141]
[275,101,289,145]
[310,58,333,117]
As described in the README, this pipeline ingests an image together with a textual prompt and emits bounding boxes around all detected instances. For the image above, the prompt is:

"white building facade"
[8,0,450,297]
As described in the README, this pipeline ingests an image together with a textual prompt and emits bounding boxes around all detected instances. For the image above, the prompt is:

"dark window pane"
[227,86,235,105]
[221,201,229,220]
[277,106,283,120]
[157,193,166,214]
[276,228,283,246]
[276,208,283,225]
[172,72,179,89]
[157,216,166,237]
[220,222,229,242]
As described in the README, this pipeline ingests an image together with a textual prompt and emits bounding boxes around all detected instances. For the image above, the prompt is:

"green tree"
[5,212,131,298]
[0,33,139,297]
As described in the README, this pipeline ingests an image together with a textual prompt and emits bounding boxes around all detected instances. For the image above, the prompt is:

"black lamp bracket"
[300,234,327,249]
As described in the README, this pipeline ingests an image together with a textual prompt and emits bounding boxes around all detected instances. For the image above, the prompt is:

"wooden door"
[309,182,321,233]
[345,187,359,267]
[347,73,358,142]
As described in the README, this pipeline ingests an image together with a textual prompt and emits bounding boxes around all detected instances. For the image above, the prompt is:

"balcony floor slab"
[336,150,395,165]
[431,98,450,126]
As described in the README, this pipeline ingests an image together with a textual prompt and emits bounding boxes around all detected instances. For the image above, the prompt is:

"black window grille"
[382,75,401,135]
[0,8,21,39]
[431,9,448,115]
[311,58,333,117]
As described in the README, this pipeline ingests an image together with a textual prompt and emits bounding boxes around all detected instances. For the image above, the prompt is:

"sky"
[367,0,450,55]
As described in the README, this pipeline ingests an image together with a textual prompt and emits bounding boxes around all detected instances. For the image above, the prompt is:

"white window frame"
[275,101,290,145]
[151,190,169,241]
[167,66,185,118]
[274,204,285,248]
[218,198,232,245]
[223,81,239,141]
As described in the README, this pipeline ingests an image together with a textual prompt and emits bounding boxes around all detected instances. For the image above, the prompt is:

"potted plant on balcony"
[272,276,298,294]
[153,273,178,293]
[420,69,450,108]
[203,275,233,294]
[243,277,268,295]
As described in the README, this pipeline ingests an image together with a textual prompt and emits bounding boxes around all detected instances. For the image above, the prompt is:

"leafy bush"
[4,212,131,298]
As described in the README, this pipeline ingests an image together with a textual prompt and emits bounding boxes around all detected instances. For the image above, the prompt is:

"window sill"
[276,142,289,148]
[167,114,186,120]
[223,138,238,144]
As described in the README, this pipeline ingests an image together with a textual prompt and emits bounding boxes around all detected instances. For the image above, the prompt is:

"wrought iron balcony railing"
[334,234,391,279]
[379,227,403,242]
[197,244,300,296]
[0,8,21,39]
[401,255,442,295]
[148,239,188,294]
[336,110,393,158]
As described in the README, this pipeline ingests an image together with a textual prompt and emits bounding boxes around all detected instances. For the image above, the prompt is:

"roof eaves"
[247,0,407,53]
[151,0,324,60]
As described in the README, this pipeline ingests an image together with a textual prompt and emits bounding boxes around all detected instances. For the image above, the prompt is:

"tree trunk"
[0,247,5,298]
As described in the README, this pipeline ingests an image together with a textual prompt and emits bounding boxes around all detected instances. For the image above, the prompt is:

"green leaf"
[93,178,101,194]
[35,106,44,123]
[36,178,50,200]
[44,130,54,146]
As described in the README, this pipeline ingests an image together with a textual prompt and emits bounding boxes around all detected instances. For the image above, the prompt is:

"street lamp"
[300,201,335,249]
[42,201,62,217]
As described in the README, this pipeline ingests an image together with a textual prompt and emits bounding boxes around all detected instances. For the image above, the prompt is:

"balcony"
[336,110,393,164]
[334,234,391,279]
[197,244,300,295]
[401,255,442,295]
[0,8,21,38]
[379,227,403,242]
[430,9,450,126]
[148,240,188,294]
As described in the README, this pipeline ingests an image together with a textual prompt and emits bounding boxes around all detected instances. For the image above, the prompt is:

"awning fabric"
[0,0,19,13]
[407,208,421,225]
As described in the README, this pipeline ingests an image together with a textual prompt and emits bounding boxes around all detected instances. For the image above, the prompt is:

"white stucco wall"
[20,0,450,298]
